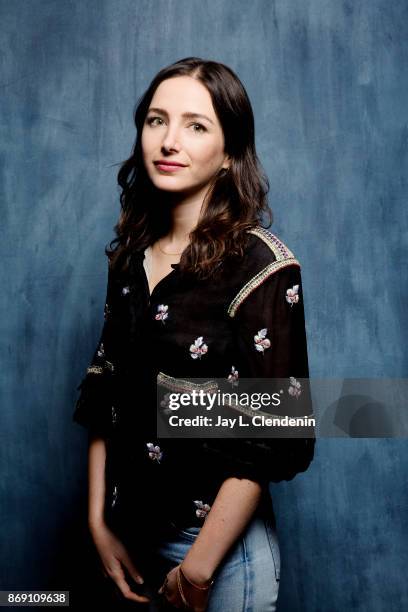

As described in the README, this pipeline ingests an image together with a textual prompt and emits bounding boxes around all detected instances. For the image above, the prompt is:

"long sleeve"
[72,257,123,438]
[203,263,315,487]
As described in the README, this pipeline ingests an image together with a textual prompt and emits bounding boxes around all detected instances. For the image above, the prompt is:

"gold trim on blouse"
[227,226,301,318]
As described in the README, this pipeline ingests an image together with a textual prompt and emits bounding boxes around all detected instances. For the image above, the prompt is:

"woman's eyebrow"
[147,107,214,125]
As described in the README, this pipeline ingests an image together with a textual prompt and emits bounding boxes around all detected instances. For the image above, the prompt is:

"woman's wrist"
[88,513,105,533]
[180,553,215,586]
[179,564,214,589]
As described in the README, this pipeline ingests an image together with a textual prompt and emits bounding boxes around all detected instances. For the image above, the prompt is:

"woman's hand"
[158,563,212,611]
[90,520,150,605]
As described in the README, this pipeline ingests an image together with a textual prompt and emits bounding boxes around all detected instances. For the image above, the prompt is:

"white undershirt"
[143,245,152,286]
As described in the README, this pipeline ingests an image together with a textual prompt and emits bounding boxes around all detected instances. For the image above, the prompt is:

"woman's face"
[141,76,230,195]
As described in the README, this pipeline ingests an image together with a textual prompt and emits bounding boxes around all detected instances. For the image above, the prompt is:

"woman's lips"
[154,162,186,172]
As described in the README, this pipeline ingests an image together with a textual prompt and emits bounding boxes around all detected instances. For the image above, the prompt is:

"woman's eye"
[191,123,206,133]
[146,116,162,126]
[145,117,206,133]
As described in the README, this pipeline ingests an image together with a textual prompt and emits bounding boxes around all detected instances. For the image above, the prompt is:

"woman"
[73,57,315,611]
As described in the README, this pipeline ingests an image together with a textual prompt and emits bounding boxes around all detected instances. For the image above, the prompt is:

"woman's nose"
[161,127,182,151]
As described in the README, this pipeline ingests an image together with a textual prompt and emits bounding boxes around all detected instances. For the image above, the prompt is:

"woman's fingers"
[157,574,169,595]
[121,550,145,587]
[114,573,151,604]
[110,561,151,604]
[91,522,151,603]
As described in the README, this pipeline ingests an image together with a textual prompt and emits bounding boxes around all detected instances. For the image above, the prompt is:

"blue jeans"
[131,513,280,611]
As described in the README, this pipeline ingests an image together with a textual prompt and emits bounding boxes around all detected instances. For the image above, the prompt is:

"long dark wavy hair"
[107,56,272,280]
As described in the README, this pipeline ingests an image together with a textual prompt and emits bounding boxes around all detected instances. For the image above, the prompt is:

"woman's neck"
[163,189,206,247]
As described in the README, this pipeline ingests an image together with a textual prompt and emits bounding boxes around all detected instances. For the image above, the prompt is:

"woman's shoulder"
[244,225,301,270]
[226,226,302,318]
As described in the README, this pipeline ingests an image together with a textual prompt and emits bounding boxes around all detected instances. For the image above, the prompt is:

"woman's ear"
[223,154,231,170]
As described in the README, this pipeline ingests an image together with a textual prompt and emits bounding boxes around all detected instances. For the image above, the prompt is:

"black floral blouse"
[73,225,315,545]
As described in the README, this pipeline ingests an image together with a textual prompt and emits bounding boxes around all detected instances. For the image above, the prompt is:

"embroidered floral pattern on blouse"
[87,341,115,374]
[194,500,211,519]
[160,392,173,416]
[228,366,239,386]
[146,442,163,463]
[189,336,208,359]
[121,286,130,296]
[254,328,271,353]
[111,405,117,425]
[286,284,299,306]
[111,485,118,508]
[104,303,111,319]
[288,376,302,398]
[155,304,169,323]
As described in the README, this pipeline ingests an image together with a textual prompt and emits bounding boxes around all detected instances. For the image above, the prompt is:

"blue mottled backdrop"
[1,1,407,610]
